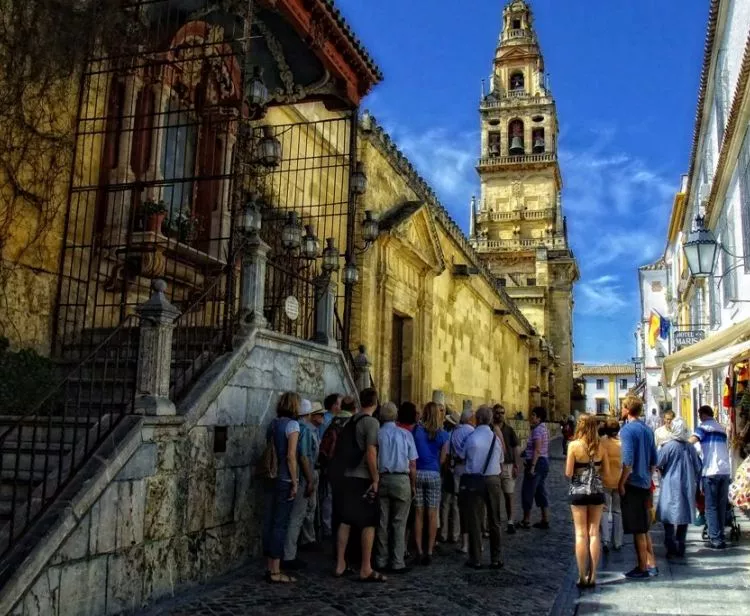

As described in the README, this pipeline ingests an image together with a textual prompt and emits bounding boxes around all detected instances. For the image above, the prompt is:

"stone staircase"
[0,321,226,557]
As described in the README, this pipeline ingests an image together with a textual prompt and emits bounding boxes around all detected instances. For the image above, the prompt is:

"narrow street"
[139,440,575,616]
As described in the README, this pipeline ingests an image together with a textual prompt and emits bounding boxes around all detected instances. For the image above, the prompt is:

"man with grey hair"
[460,405,504,568]
[450,408,475,553]
[374,401,418,573]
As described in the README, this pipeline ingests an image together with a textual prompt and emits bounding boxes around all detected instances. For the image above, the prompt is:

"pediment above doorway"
[379,201,445,274]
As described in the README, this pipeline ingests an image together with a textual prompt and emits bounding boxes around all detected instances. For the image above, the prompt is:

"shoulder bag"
[459,436,498,494]
[569,449,603,497]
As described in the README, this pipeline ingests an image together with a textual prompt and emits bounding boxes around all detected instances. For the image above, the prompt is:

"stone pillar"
[314,274,337,347]
[240,234,270,331]
[353,345,372,392]
[135,279,181,416]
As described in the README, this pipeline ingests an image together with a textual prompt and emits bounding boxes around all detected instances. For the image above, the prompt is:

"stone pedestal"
[135,279,181,416]
[240,234,270,331]
[313,275,337,348]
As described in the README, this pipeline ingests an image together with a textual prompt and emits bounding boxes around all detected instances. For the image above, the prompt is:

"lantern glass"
[240,193,262,234]
[281,212,302,251]
[362,210,379,243]
[322,238,340,273]
[351,161,367,196]
[343,260,359,285]
[301,225,319,260]
[259,126,282,167]
[683,217,718,277]
[247,66,269,107]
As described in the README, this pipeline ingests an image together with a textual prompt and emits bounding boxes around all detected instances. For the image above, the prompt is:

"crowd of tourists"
[564,394,735,589]
[258,389,551,583]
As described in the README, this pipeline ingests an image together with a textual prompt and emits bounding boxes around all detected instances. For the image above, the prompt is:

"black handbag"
[569,458,604,497]
[442,440,457,494]
[460,436,498,494]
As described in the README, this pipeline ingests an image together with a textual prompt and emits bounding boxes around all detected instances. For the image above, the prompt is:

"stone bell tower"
[470,0,578,418]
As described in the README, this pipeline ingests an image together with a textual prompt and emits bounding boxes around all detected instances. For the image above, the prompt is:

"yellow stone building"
[352,114,557,414]
[470,0,578,417]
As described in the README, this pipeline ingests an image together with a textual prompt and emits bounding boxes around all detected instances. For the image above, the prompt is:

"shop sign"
[674,330,705,348]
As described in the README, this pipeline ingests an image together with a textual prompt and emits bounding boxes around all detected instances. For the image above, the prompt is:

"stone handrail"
[471,236,567,252]
[477,208,555,223]
[478,153,556,166]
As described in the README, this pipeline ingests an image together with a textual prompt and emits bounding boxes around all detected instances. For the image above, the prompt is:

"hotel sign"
[674,330,705,348]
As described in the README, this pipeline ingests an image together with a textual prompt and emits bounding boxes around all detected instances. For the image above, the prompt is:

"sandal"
[267,572,296,584]
[359,571,387,583]
[518,521,531,530]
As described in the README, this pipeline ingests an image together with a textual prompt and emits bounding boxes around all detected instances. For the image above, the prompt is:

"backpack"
[318,415,350,469]
[255,420,278,480]
[326,415,367,481]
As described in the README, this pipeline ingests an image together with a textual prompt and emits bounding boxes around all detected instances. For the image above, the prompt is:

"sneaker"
[624,567,649,579]
[281,559,307,571]
[506,523,516,535]
[709,542,727,550]
[532,520,550,530]
[648,567,659,577]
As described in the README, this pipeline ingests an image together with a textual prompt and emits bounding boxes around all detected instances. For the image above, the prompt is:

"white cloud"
[576,274,629,316]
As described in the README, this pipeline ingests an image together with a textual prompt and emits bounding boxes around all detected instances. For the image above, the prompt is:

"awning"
[663,317,750,386]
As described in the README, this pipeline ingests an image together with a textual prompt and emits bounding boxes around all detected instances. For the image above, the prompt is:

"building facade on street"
[574,363,636,415]
[470,0,579,418]
[657,0,750,436]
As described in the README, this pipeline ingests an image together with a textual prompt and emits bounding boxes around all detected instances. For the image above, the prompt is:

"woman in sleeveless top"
[565,414,610,588]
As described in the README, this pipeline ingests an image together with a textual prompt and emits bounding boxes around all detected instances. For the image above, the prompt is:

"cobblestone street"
[139,440,573,616]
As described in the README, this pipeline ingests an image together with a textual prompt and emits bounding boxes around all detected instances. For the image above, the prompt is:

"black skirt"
[570,493,605,506]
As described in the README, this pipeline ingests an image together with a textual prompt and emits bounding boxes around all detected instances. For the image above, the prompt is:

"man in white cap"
[282,398,318,570]
[300,401,326,550]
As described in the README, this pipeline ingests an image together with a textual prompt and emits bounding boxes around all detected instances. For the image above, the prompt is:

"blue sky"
[337,0,709,363]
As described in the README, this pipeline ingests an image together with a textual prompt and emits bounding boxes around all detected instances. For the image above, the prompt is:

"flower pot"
[147,212,166,234]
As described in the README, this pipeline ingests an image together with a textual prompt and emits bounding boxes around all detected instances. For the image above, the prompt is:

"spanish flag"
[648,311,661,348]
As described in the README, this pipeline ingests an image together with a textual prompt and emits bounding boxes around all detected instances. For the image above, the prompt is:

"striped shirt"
[525,423,549,460]
[693,419,730,477]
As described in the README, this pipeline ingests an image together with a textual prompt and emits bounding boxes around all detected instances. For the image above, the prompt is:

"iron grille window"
[740,124,750,272]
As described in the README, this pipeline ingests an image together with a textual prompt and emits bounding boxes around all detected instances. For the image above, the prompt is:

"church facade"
[470,0,579,417]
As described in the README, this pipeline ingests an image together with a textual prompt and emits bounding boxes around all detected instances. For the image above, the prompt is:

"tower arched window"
[532,128,545,153]
[508,119,525,155]
[510,71,525,91]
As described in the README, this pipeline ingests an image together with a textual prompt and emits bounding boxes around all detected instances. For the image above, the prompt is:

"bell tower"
[471,0,578,418]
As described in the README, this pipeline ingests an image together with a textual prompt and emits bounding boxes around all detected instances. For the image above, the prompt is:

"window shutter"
[739,125,750,272]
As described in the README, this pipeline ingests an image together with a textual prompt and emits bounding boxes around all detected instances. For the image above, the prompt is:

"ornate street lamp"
[247,66,269,109]
[362,210,379,244]
[343,258,359,286]
[281,211,302,251]
[238,192,262,235]
[683,215,718,278]
[351,161,368,196]
[655,347,666,367]
[258,125,282,167]
[301,224,320,261]
[321,238,340,274]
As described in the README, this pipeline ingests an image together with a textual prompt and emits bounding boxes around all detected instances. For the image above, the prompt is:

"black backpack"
[329,415,367,480]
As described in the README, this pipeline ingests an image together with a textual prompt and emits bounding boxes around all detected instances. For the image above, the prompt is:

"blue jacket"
[656,439,702,525]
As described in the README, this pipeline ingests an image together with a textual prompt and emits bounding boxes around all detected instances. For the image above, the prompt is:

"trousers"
[374,474,412,570]
[439,490,461,542]
[461,475,504,565]
[602,488,623,548]
[283,477,308,561]
[704,474,730,544]
[521,457,549,514]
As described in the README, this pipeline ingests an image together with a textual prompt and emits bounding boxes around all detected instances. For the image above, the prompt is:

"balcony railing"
[478,153,556,167]
[471,236,567,252]
[477,208,556,223]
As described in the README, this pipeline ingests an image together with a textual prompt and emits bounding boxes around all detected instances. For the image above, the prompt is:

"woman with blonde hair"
[565,414,610,588]
[412,401,450,565]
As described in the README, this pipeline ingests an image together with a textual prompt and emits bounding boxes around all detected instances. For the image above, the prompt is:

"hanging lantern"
[351,161,368,196]
[281,211,302,251]
[683,215,718,278]
[362,210,379,244]
[247,66,269,108]
[343,259,359,286]
[258,126,282,167]
[301,224,320,261]
[238,191,262,235]
[321,238,340,273]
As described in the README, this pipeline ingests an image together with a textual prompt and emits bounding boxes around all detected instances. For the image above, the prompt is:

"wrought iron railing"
[264,257,318,341]
[169,238,246,403]
[0,315,139,557]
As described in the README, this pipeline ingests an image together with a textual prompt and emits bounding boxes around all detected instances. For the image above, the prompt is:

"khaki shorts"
[500,465,516,494]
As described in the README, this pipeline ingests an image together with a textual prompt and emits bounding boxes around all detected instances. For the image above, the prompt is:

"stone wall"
[1,329,356,616]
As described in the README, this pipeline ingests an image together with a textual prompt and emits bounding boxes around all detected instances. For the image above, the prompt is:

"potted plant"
[172,211,201,243]
[142,198,168,233]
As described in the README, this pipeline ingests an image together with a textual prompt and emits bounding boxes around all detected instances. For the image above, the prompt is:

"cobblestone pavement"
[140,439,574,616]
[560,514,750,615]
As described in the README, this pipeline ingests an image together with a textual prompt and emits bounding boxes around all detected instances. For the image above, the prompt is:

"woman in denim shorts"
[412,402,450,565]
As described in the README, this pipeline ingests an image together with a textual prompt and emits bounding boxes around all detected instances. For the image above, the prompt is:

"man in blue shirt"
[374,402,418,573]
[618,395,658,579]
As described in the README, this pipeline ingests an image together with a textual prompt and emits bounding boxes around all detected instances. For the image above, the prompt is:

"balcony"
[476,208,555,223]
[471,236,568,253]
[477,153,556,168]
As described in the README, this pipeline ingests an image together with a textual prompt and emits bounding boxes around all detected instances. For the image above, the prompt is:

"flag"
[659,317,671,340]
[648,311,661,348]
